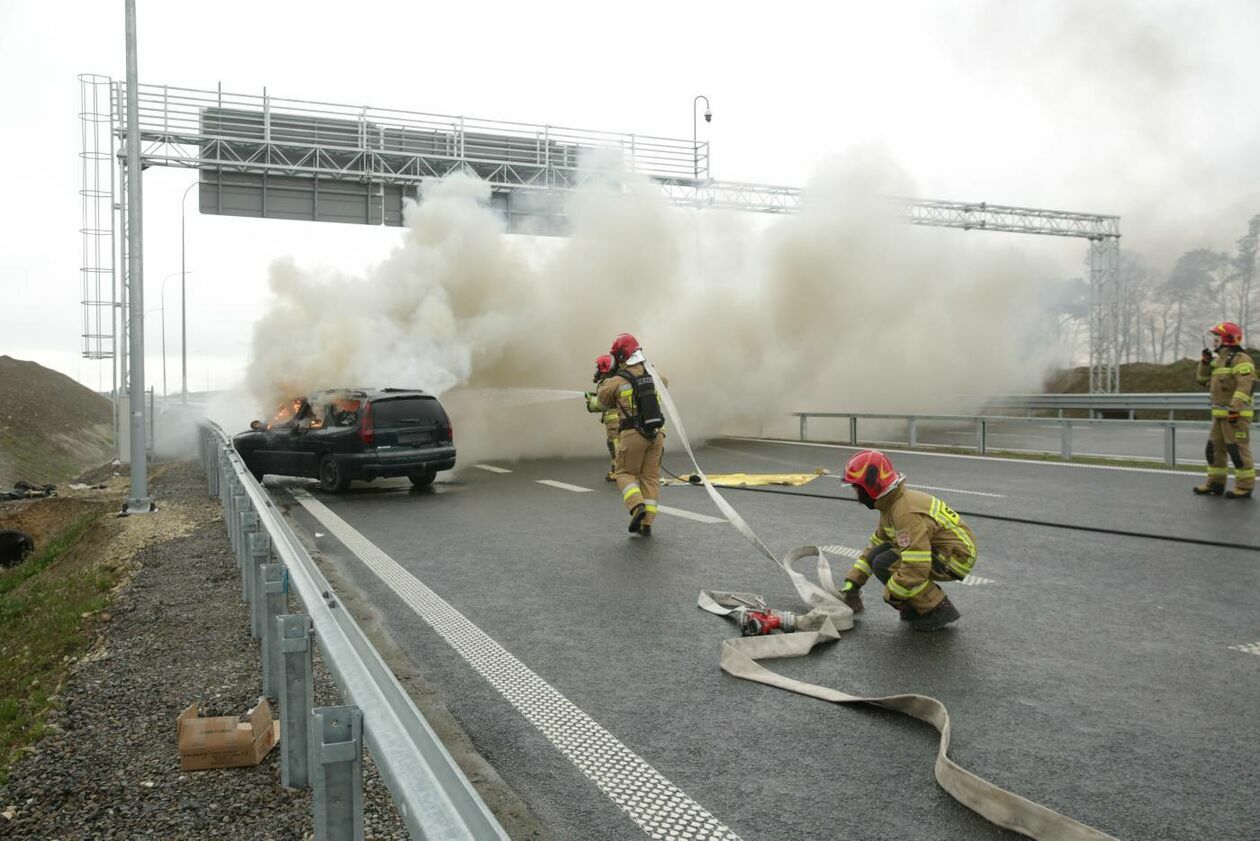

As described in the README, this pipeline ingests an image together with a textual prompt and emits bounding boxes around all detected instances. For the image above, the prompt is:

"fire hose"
[646,362,1119,841]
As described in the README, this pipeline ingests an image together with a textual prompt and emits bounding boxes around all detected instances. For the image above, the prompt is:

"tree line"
[1043,213,1259,365]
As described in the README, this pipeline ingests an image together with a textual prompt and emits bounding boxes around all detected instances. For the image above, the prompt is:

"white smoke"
[240,150,1058,463]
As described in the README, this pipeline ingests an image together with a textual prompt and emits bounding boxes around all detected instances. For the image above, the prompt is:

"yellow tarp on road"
[666,471,826,488]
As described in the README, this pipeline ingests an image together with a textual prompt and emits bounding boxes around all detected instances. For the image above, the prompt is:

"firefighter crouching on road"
[594,333,666,536]
[837,450,976,631]
[1193,322,1255,499]
[585,355,620,482]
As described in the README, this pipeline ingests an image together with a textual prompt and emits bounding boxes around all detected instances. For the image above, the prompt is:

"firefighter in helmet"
[1193,322,1255,499]
[585,354,620,481]
[837,449,976,631]
[593,334,666,536]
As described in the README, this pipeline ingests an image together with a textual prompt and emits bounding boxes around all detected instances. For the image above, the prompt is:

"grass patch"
[0,513,120,784]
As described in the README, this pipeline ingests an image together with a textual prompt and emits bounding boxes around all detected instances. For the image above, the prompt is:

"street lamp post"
[159,270,192,397]
[180,180,196,404]
[692,95,712,180]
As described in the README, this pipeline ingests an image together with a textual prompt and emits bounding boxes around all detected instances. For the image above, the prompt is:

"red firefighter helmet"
[840,449,902,499]
[610,333,640,363]
[594,355,613,376]
[1210,322,1243,346]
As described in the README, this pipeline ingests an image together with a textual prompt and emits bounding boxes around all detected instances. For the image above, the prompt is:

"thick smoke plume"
[242,151,1057,463]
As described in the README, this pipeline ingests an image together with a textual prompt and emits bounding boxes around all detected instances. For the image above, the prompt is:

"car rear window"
[371,397,445,427]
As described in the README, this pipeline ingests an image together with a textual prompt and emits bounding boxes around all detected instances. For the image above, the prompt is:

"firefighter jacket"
[1197,348,1256,419]
[595,363,668,434]
[855,483,977,603]
[586,388,621,435]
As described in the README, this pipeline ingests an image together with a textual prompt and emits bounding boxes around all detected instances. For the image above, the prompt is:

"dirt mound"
[1044,349,1259,394]
[0,356,114,487]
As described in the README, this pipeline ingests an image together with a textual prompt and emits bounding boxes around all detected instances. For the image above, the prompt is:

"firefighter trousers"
[846,543,958,613]
[615,429,664,526]
[1206,417,1254,492]
[605,432,619,476]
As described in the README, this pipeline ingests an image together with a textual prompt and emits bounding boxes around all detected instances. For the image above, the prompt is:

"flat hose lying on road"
[647,362,1119,841]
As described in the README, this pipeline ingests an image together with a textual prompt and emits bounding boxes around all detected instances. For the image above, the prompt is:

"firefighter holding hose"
[837,449,976,631]
[592,333,666,536]
[1193,322,1255,499]
[585,354,620,482]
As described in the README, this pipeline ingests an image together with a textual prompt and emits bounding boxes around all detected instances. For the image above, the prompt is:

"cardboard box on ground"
[177,696,279,771]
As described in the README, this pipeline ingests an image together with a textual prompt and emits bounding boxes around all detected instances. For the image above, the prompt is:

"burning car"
[233,388,455,492]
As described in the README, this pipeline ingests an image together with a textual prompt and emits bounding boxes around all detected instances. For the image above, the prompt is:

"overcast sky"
[2,0,1257,393]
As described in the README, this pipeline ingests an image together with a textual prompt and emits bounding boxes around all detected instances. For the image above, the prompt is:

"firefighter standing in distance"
[585,354,620,481]
[837,450,977,631]
[1193,322,1255,499]
[595,334,666,536]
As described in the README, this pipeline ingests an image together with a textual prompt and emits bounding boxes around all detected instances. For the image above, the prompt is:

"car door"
[264,398,310,477]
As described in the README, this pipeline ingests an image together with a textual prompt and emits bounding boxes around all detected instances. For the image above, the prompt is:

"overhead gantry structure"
[79,78,1122,394]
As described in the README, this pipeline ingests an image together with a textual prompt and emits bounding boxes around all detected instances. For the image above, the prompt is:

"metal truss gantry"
[81,78,1123,391]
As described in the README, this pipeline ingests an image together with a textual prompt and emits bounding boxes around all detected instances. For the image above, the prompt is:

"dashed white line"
[1228,642,1260,656]
[910,483,1006,499]
[818,545,996,586]
[656,505,726,524]
[474,464,513,474]
[822,475,1006,499]
[536,479,594,493]
[729,436,1192,476]
[293,491,740,841]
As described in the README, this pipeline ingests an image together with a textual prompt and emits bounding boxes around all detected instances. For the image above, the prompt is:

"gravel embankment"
[0,461,407,840]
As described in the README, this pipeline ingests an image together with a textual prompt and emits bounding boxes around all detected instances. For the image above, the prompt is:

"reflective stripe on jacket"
[1198,349,1256,418]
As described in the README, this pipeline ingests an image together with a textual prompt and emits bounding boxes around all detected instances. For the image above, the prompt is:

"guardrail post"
[248,530,271,630]
[907,416,917,448]
[260,563,287,697]
[1061,421,1073,461]
[312,705,364,841]
[279,614,314,789]
[206,441,219,498]
[1164,423,1176,466]
[976,418,986,454]
[239,509,259,597]
[849,416,858,446]
[799,415,807,441]
[231,489,247,551]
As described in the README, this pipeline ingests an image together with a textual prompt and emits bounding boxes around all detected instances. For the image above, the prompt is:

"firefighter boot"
[639,525,652,537]
[908,596,960,631]
[628,504,647,533]
[840,583,864,614]
[1225,488,1253,499]
[1192,484,1225,496]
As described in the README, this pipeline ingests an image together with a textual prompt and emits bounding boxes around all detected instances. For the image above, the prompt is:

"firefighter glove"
[1228,409,1242,423]
[1202,348,1214,364]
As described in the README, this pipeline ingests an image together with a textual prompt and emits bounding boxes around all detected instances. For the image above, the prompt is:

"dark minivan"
[234,388,455,492]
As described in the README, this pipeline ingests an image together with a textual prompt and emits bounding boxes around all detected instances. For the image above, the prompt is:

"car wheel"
[318,455,350,493]
[408,469,436,489]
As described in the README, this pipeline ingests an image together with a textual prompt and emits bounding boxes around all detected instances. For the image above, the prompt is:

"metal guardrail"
[985,392,1208,416]
[789,412,1210,466]
[198,422,509,841]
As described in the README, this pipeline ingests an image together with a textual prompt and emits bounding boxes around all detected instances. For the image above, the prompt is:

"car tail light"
[360,401,375,446]
[446,423,454,444]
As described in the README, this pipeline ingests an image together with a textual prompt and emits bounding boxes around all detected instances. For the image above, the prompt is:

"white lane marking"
[820,475,1006,499]
[1228,642,1260,656]
[292,491,740,841]
[912,484,1006,499]
[818,545,996,586]
[536,479,594,493]
[819,544,862,559]
[656,504,726,524]
[728,436,1192,477]
[474,464,513,474]
[960,575,996,586]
